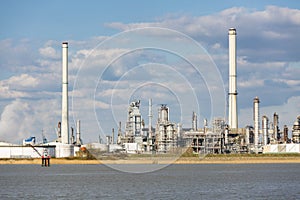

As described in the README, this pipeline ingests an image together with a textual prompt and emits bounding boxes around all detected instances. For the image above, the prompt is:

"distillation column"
[192,111,197,131]
[262,115,269,146]
[273,113,279,141]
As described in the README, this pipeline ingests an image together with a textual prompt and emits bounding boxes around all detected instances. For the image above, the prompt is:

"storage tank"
[53,143,74,158]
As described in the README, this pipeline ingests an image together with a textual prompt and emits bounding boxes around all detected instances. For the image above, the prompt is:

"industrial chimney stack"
[76,120,82,145]
[61,42,69,144]
[253,96,260,153]
[228,28,238,130]
[192,111,197,131]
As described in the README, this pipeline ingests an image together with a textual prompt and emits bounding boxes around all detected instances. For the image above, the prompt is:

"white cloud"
[39,46,60,59]
[0,98,62,144]
[7,74,39,88]
[107,6,300,62]
[0,84,29,99]
[0,100,36,143]
[0,74,38,99]
[239,78,264,88]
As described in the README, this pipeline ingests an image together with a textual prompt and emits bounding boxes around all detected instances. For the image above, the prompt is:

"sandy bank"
[1,156,300,165]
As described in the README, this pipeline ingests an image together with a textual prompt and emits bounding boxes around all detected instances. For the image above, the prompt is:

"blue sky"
[0,1,300,143]
[1,0,299,40]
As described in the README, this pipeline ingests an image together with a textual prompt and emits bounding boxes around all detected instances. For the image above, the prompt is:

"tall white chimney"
[61,42,69,144]
[228,28,238,129]
[273,112,279,141]
[253,96,260,153]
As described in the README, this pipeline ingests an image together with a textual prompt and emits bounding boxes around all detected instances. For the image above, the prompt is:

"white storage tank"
[48,142,74,158]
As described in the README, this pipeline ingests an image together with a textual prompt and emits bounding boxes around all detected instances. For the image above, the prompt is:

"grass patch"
[58,156,97,160]
[0,158,35,161]
[205,153,300,158]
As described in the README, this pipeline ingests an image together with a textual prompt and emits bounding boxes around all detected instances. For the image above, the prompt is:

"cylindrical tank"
[55,143,74,158]
[160,105,169,123]
[106,136,111,145]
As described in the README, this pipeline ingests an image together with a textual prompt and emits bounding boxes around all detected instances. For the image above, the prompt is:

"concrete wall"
[0,146,55,158]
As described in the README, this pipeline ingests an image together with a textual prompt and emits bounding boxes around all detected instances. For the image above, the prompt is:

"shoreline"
[1,155,300,165]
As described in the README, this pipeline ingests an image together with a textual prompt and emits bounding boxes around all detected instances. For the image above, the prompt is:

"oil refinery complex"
[0,28,299,159]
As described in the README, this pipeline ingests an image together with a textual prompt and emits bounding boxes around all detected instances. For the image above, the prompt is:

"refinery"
[0,28,299,159]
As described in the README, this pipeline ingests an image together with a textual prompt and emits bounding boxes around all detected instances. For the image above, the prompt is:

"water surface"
[0,164,299,199]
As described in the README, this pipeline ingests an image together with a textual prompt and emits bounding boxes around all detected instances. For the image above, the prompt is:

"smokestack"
[117,121,122,145]
[148,99,153,137]
[253,96,260,153]
[192,111,197,131]
[76,120,82,145]
[228,28,238,129]
[61,42,69,144]
[273,112,279,141]
[262,115,269,146]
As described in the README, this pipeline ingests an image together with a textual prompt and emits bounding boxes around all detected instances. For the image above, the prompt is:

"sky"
[0,0,300,144]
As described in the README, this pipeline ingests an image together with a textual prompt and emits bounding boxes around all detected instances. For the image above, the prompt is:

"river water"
[0,164,299,199]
